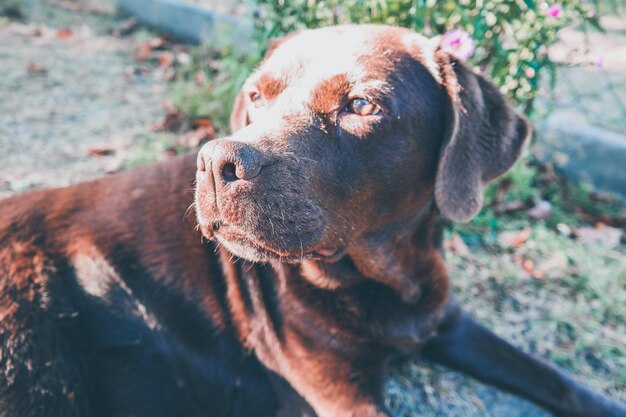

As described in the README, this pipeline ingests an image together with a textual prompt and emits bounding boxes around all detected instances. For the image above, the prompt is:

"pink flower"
[593,56,604,68]
[548,4,563,18]
[440,29,475,61]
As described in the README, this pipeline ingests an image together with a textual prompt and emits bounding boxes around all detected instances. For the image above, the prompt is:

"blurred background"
[1,0,625,416]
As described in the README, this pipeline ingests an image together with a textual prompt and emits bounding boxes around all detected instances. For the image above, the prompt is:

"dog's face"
[195,25,529,264]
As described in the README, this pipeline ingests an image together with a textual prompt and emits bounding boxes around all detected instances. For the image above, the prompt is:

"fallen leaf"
[189,117,213,129]
[535,253,569,279]
[444,233,473,259]
[573,223,623,248]
[165,147,179,157]
[152,108,184,132]
[148,37,166,49]
[498,227,531,249]
[521,258,533,275]
[57,27,73,39]
[158,51,174,69]
[135,43,153,61]
[520,258,544,279]
[27,62,48,74]
[175,126,217,149]
[136,36,172,62]
[88,147,115,157]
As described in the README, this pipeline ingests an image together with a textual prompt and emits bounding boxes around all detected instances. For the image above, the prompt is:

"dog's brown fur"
[1,25,624,417]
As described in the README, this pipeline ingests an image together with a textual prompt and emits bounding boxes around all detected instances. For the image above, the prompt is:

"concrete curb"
[114,0,251,47]
[535,115,626,197]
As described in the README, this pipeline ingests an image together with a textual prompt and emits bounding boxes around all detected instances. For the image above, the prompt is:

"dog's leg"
[421,302,626,417]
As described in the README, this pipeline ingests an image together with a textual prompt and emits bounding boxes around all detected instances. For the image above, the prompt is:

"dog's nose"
[197,140,267,184]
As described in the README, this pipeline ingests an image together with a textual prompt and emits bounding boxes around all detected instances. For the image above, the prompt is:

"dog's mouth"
[206,221,344,264]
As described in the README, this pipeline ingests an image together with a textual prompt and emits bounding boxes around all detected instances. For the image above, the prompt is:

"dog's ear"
[229,32,301,134]
[434,55,531,223]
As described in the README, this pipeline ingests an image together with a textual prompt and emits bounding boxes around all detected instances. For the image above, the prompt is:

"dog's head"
[195,25,530,265]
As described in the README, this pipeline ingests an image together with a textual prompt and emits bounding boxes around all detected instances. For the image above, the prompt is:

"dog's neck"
[299,201,449,307]
[213,200,450,369]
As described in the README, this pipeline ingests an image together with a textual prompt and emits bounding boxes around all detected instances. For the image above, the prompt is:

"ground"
[0,1,624,417]
[0,0,174,198]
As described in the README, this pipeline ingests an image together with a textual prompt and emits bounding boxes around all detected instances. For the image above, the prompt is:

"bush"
[252,0,603,112]
[174,1,607,130]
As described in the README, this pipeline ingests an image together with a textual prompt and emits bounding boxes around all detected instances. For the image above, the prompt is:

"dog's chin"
[209,227,344,264]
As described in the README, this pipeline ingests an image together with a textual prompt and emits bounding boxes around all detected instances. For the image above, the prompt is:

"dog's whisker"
[184,202,196,220]
[282,151,318,165]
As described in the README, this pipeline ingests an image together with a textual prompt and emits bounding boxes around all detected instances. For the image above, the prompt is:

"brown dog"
[1,25,624,417]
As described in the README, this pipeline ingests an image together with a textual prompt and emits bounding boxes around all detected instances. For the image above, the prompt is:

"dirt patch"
[0,0,172,198]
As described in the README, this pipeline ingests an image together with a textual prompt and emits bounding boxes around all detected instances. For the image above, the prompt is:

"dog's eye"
[346,98,382,116]
[249,91,262,106]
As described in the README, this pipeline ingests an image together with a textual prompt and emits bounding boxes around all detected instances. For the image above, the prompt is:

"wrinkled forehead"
[261,27,382,80]
[249,25,440,98]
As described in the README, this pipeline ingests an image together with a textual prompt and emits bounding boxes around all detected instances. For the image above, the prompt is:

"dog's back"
[1,183,88,416]
[0,154,277,417]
